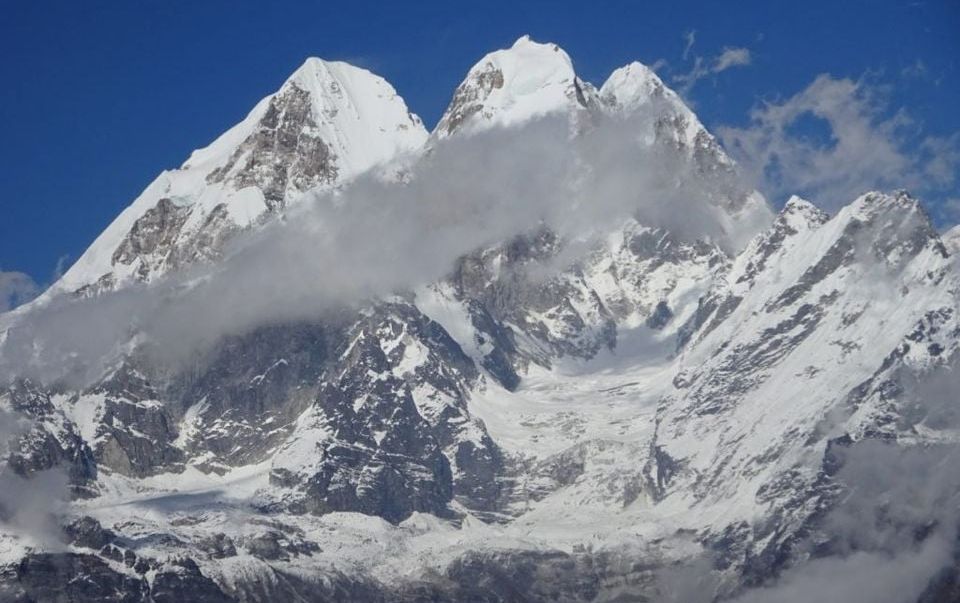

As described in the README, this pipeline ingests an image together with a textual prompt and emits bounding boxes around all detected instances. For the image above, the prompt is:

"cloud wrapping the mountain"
[729,358,960,603]
[0,112,754,385]
[0,408,70,550]
[731,443,959,603]
[0,468,70,550]
[732,536,950,603]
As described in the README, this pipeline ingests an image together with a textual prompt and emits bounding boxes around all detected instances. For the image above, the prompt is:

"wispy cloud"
[713,47,752,72]
[682,29,697,61]
[0,255,72,314]
[0,270,38,313]
[901,58,928,79]
[673,44,753,96]
[941,198,960,225]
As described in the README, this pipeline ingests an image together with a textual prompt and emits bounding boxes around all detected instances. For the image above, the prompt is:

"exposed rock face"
[62,516,115,550]
[448,222,726,369]
[451,228,617,363]
[88,365,184,478]
[174,322,335,470]
[206,83,338,209]
[3,553,236,603]
[111,198,191,280]
[150,558,234,603]
[437,61,506,136]
[10,553,149,602]
[265,302,492,522]
[1,380,97,497]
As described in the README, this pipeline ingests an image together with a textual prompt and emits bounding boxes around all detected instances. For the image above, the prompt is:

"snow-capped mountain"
[1,37,958,602]
[54,58,427,295]
[434,35,600,138]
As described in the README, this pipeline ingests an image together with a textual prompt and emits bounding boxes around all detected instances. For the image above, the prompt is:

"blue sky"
[1,0,957,287]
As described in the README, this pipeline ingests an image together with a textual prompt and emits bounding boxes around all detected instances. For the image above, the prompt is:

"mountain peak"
[600,60,706,146]
[781,195,828,221]
[600,61,664,105]
[286,57,374,93]
[853,189,918,208]
[505,33,568,55]
[433,36,589,137]
[828,190,946,268]
[285,56,347,90]
[768,195,830,239]
[509,34,564,54]
[844,190,927,225]
[185,56,426,177]
[290,55,332,76]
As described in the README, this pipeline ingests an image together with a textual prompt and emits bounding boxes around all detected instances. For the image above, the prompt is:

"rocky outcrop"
[266,302,492,522]
[206,83,338,210]
[1,380,97,497]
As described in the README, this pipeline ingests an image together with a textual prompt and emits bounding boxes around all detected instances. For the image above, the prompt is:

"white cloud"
[717,74,960,210]
[921,133,960,187]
